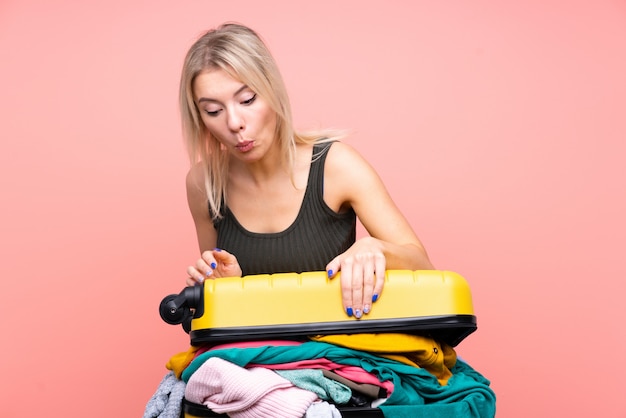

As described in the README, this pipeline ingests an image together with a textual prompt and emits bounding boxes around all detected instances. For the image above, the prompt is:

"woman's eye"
[204,109,221,117]
[242,94,257,106]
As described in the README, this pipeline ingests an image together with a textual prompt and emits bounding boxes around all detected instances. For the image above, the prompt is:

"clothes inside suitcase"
[182,398,384,417]
[158,270,493,417]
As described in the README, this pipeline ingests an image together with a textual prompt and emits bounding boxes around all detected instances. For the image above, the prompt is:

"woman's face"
[193,68,277,161]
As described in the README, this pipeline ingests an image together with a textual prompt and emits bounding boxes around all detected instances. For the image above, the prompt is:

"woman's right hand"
[186,248,242,286]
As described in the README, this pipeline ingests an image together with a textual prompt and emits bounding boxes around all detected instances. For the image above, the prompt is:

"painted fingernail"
[210,262,217,269]
[346,307,353,317]
[363,305,370,314]
[198,276,205,283]
[372,294,379,303]
[355,309,362,319]
[327,270,333,277]
[213,248,222,252]
[205,270,213,277]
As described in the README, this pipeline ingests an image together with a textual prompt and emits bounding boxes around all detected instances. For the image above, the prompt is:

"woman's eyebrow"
[197,84,250,104]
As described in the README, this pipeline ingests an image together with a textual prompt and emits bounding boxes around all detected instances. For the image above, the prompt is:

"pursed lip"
[235,140,254,152]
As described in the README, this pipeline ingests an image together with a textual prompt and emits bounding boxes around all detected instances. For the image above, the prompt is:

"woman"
[181,23,433,319]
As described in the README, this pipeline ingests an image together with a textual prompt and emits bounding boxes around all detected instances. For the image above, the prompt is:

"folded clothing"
[185,357,318,418]
[310,333,456,385]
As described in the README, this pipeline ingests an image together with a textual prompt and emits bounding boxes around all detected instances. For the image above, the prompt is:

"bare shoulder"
[325,141,381,184]
[324,141,385,208]
[326,140,360,159]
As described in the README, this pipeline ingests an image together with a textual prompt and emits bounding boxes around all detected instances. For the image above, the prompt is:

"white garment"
[305,400,343,418]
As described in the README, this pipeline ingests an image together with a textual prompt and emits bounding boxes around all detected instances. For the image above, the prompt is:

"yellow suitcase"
[160,269,476,347]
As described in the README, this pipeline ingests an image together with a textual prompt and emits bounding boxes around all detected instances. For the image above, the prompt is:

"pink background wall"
[1,0,625,416]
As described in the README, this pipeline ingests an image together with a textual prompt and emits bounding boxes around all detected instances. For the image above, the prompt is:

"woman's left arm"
[323,141,434,317]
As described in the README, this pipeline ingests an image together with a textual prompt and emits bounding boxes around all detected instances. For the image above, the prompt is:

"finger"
[212,248,237,266]
[362,259,376,315]
[212,248,241,275]
[372,253,386,303]
[195,257,214,277]
[186,265,207,285]
[340,258,353,317]
[201,251,218,270]
[325,255,341,279]
[351,260,364,319]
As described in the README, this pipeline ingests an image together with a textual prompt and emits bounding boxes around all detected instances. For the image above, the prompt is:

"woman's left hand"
[326,237,386,319]
[186,248,242,286]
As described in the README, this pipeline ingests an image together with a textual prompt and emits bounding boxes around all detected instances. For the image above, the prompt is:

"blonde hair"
[179,23,343,219]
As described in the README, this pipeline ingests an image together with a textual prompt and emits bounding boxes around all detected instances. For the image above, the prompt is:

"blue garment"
[182,341,496,418]
[143,371,186,418]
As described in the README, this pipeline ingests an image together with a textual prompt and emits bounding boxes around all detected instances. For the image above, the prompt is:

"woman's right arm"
[185,166,242,285]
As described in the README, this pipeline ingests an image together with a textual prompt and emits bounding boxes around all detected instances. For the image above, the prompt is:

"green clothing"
[181,341,496,418]
[276,369,352,404]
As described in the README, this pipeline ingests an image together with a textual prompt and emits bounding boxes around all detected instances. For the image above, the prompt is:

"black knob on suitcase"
[159,284,204,332]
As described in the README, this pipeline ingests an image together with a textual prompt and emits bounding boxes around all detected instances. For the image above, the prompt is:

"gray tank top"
[213,142,356,276]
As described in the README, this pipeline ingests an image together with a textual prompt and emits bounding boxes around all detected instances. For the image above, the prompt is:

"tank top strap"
[306,141,334,206]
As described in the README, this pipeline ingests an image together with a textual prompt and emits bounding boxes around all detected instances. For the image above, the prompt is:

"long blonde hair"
[179,23,342,219]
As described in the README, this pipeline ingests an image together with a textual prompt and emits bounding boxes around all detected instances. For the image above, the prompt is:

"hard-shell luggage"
[160,269,476,347]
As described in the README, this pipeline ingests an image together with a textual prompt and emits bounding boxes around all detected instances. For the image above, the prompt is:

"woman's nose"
[227,110,245,132]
